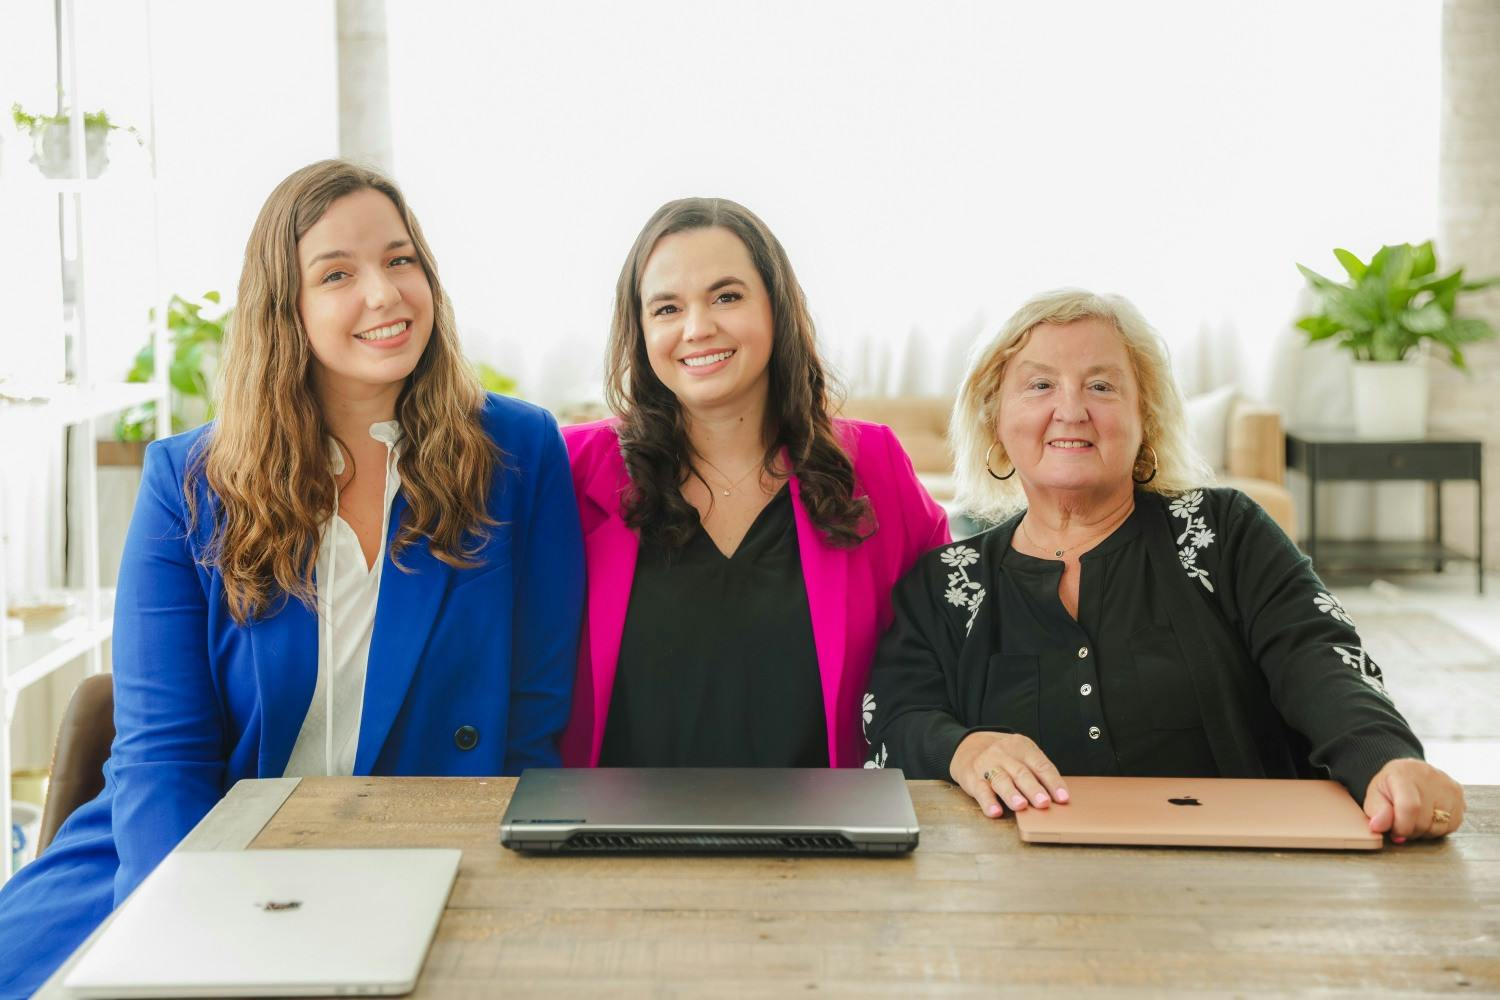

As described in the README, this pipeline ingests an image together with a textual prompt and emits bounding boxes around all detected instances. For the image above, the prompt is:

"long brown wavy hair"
[188,159,497,624]
[605,197,871,549]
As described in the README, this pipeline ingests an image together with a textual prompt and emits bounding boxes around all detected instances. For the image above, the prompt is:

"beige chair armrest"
[1225,402,1286,486]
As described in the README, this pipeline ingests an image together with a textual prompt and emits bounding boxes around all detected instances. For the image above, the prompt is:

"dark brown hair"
[605,197,871,549]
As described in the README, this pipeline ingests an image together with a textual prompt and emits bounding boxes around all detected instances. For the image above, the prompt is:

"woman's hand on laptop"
[951,731,1070,819]
[1362,758,1466,842]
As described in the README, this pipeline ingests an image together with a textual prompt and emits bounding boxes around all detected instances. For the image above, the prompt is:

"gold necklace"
[697,457,762,497]
[1020,505,1132,559]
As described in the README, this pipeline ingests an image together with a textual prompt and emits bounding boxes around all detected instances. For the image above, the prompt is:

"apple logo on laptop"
[1167,796,1201,807]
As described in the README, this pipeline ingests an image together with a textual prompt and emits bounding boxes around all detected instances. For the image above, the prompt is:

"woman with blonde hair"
[561,197,949,768]
[0,160,583,995]
[864,288,1462,841]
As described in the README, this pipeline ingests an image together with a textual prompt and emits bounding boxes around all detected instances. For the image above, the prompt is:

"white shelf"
[3,589,115,695]
[0,381,163,430]
[2,0,163,887]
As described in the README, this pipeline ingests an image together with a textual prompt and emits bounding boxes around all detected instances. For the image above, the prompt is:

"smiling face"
[295,187,434,411]
[996,316,1145,505]
[637,226,774,421]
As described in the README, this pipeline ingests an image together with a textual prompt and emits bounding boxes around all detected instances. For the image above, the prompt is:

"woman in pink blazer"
[560,198,949,769]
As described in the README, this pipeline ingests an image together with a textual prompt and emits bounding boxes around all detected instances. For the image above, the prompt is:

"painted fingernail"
[1055,788,1070,803]
[1011,795,1027,809]
[1033,793,1049,806]
[1393,836,1407,844]
[987,805,1001,818]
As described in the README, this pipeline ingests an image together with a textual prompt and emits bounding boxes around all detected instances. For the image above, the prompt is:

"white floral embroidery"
[1168,491,1202,519]
[862,692,876,736]
[1181,559,1212,588]
[939,544,985,634]
[864,743,889,769]
[940,546,980,569]
[1319,592,1386,696]
[1314,591,1355,626]
[1170,490,1215,593]
[1333,644,1390,696]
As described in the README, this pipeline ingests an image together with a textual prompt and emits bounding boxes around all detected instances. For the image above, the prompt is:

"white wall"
[380,0,1440,410]
[4,1,1443,409]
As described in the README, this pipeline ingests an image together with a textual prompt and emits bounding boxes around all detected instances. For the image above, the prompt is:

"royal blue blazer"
[0,393,584,998]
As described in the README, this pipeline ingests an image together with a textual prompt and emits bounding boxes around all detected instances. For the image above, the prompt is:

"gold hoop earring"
[1133,444,1159,485]
[985,442,1015,481]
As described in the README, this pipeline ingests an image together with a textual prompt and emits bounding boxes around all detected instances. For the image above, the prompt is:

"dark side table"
[1284,429,1484,593]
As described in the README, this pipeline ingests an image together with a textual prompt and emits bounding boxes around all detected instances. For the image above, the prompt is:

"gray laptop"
[500,767,919,853]
[63,848,461,998]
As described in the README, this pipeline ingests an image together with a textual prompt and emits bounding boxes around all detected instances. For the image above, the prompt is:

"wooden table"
[41,778,1500,998]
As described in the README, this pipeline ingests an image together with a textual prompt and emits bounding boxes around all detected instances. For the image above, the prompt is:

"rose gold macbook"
[1013,776,1383,850]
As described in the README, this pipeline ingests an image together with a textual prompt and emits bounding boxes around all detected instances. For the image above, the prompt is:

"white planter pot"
[10,800,42,873]
[1350,359,1428,440]
[31,122,111,179]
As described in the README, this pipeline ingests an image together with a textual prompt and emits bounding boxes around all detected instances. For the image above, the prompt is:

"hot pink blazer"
[559,417,951,768]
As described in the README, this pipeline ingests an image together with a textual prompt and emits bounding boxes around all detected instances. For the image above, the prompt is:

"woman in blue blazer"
[0,160,584,996]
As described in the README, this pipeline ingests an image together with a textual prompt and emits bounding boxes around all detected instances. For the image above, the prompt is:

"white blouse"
[283,420,404,777]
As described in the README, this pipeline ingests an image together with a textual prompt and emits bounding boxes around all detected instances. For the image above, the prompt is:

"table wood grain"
[187,777,1500,997]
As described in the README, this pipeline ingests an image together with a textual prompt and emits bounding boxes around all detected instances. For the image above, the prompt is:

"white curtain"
[378,1,1439,411]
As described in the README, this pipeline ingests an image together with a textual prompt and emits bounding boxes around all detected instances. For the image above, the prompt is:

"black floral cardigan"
[863,488,1424,801]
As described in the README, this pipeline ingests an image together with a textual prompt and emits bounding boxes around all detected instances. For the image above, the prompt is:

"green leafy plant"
[11,102,143,144]
[115,292,231,441]
[475,361,518,396]
[1295,241,1498,371]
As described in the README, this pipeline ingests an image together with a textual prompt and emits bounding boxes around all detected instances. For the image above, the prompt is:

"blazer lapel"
[789,469,848,764]
[355,492,452,773]
[249,594,319,778]
[581,459,638,765]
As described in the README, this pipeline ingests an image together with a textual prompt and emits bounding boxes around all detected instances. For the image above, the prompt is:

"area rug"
[1346,610,1500,741]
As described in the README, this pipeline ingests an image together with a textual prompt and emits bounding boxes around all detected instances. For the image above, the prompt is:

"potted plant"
[474,361,518,396]
[106,292,231,462]
[11,102,142,179]
[1295,241,1498,439]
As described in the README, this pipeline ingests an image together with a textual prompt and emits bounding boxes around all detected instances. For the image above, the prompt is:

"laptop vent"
[561,832,858,853]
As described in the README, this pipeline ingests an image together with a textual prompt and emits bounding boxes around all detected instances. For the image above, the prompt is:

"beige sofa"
[840,396,1296,539]
[1219,401,1296,539]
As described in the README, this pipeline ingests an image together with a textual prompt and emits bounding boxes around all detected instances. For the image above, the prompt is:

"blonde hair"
[188,159,497,624]
[951,288,1213,524]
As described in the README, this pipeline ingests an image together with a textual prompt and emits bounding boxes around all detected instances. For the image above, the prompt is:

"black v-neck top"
[599,485,828,767]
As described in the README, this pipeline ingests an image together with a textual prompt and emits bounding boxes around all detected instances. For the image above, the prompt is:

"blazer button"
[454,725,480,751]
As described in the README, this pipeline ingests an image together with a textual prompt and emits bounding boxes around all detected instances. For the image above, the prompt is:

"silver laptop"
[64,848,461,998]
[1013,776,1383,850]
[500,767,919,853]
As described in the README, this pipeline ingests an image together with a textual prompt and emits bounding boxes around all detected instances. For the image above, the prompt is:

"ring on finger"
[983,767,1003,783]
[1432,807,1452,825]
